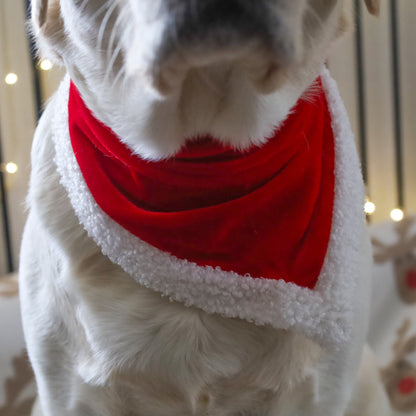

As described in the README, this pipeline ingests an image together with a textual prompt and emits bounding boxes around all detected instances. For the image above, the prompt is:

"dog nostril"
[198,0,255,24]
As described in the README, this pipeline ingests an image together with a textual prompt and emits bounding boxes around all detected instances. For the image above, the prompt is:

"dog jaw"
[33,0,345,159]
[124,0,306,96]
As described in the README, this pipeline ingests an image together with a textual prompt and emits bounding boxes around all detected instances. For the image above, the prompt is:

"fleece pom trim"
[52,67,367,349]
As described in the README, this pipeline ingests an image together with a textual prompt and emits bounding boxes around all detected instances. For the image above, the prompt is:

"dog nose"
[166,0,297,65]
[179,0,268,38]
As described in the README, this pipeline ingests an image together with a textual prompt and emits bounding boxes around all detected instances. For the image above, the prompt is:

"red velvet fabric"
[68,80,335,289]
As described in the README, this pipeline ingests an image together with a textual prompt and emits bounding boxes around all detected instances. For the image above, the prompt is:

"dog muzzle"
[52,68,369,349]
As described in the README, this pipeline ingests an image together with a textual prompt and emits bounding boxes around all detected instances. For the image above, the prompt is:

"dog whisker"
[103,11,126,86]
[104,43,124,88]
[109,54,128,91]
[77,0,90,16]
[90,0,113,27]
[96,1,118,54]
[305,5,325,28]
[107,12,123,62]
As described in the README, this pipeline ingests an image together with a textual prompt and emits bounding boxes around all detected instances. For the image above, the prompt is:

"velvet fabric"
[68,80,335,289]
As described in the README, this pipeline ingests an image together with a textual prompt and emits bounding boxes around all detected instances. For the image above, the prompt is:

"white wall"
[329,0,416,223]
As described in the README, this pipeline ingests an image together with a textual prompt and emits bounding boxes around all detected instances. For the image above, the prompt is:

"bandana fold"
[68,79,335,289]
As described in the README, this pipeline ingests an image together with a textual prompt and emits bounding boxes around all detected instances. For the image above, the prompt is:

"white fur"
[21,0,389,415]
[51,68,365,350]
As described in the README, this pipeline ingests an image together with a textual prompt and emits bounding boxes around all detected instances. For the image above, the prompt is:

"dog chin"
[123,0,302,97]
[126,43,295,98]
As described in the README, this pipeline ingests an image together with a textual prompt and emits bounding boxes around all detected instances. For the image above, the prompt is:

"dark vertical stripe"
[0,124,14,273]
[25,0,43,120]
[389,0,405,209]
[354,0,369,188]
[0,3,14,272]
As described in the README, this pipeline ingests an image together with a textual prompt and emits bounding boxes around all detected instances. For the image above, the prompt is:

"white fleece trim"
[52,67,366,349]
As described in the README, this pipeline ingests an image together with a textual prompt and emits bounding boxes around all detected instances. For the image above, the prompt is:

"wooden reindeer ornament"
[381,318,416,412]
[373,217,416,304]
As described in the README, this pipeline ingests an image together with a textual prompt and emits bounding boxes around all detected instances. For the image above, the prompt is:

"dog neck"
[68,77,335,289]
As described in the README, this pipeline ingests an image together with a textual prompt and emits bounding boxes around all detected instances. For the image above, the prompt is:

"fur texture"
[21,0,388,415]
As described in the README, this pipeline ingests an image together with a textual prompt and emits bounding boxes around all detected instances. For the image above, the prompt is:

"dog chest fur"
[20,68,371,416]
[21,1,388,415]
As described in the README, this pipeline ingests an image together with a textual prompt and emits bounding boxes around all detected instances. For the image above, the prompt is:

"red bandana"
[68,80,335,289]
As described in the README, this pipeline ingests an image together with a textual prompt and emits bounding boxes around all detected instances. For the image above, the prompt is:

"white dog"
[21,0,390,415]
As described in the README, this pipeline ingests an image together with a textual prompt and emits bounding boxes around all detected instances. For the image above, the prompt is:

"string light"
[391,208,404,222]
[364,200,376,215]
[364,196,376,215]
[39,59,53,71]
[4,162,18,174]
[0,162,18,174]
[5,73,18,85]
